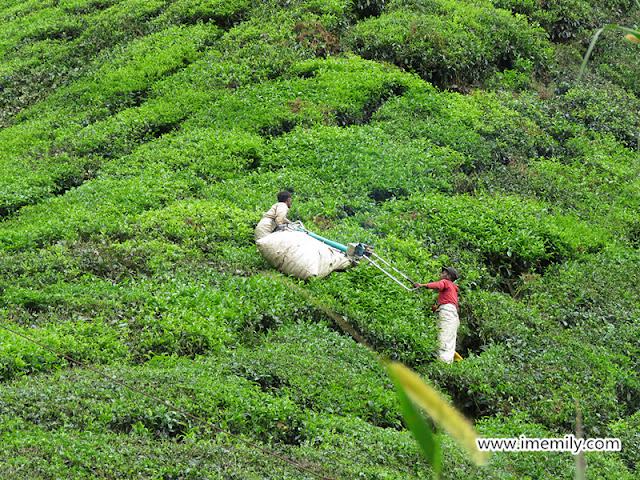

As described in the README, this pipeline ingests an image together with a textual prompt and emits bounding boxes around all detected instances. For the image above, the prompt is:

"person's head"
[277,190,292,207]
[440,267,459,281]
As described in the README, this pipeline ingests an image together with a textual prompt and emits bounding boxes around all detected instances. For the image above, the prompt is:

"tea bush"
[0,358,302,442]
[204,7,320,84]
[151,0,255,29]
[429,336,632,433]
[45,22,219,122]
[0,384,431,479]
[0,269,254,377]
[0,416,329,479]
[73,0,169,53]
[63,89,213,159]
[458,289,545,351]
[377,194,609,281]
[0,0,178,125]
[491,133,640,242]
[589,22,640,97]
[554,82,640,149]
[187,55,419,136]
[0,168,196,251]
[262,124,455,198]
[609,411,640,471]
[530,246,640,315]
[0,6,88,120]
[0,330,436,476]
[497,81,640,156]
[128,126,264,180]
[130,198,256,250]
[491,0,631,41]
[465,413,634,479]
[59,0,118,15]
[284,55,422,123]
[373,86,557,170]
[0,315,128,380]
[229,322,401,427]
[342,0,553,89]
[0,21,221,216]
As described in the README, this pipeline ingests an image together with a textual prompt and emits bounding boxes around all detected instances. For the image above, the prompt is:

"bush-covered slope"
[1,0,639,478]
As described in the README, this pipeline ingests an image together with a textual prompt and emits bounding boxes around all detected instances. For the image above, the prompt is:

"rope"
[0,323,339,480]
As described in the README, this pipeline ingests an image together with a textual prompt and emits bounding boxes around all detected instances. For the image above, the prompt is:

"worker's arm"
[413,280,445,290]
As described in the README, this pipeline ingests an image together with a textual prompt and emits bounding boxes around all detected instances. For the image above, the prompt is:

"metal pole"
[363,256,419,291]
[369,252,417,285]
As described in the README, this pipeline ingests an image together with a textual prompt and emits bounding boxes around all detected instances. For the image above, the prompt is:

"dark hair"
[442,266,459,281]
[277,191,292,203]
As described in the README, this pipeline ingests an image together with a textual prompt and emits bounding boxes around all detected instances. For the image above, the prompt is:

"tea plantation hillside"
[1,0,639,478]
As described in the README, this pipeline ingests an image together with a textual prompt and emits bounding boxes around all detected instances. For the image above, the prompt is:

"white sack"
[256,231,352,280]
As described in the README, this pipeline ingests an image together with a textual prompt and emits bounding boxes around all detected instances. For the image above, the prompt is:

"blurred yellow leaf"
[624,33,640,44]
[387,362,491,466]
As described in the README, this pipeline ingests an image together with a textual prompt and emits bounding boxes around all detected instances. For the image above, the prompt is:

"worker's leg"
[437,304,460,364]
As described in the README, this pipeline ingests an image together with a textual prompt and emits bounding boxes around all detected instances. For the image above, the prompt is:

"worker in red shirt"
[413,267,460,364]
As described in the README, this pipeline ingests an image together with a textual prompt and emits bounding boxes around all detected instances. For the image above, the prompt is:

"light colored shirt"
[254,202,292,240]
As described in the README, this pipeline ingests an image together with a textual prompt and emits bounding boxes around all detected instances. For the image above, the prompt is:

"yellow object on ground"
[454,351,463,361]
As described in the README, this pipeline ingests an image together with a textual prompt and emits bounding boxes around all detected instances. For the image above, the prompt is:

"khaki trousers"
[437,304,459,364]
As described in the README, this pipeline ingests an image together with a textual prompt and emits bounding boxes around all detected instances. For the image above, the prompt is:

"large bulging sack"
[256,231,352,280]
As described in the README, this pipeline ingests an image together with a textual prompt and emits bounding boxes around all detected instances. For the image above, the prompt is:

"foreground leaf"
[625,33,640,44]
[387,362,491,466]
[389,366,442,477]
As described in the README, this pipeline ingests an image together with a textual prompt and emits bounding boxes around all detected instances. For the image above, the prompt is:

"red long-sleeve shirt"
[426,279,459,310]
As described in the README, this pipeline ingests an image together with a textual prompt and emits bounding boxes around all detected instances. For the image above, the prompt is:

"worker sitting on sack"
[254,190,300,240]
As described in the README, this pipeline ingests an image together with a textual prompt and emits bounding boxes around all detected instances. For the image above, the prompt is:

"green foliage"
[609,411,640,471]
[430,336,634,433]
[0,0,638,477]
[464,413,635,479]
[0,169,195,251]
[185,55,420,136]
[342,0,553,89]
[0,154,88,217]
[492,0,631,41]
[0,0,177,125]
[390,367,443,476]
[63,89,213,159]
[230,322,401,426]
[0,327,438,478]
[489,133,640,243]
[152,0,255,29]
[378,193,609,281]
[131,198,256,247]
[123,126,265,181]
[262,124,455,202]
[587,16,640,97]
[41,22,220,122]
[554,83,640,148]
[373,86,557,170]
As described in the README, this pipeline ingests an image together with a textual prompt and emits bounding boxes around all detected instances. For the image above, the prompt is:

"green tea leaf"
[389,365,442,476]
